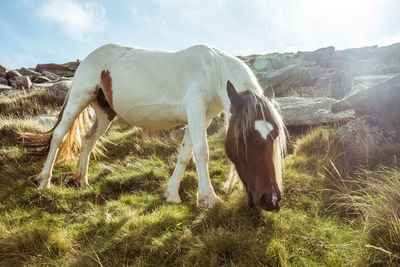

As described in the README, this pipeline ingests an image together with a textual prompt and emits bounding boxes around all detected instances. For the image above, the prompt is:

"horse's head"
[225,81,284,212]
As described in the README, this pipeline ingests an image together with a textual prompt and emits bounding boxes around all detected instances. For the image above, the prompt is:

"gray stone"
[42,70,59,80]
[9,79,17,88]
[33,76,52,83]
[35,61,79,77]
[0,65,6,74]
[6,70,22,79]
[333,114,400,165]
[275,97,355,127]
[352,73,398,87]
[15,76,32,89]
[316,70,352,99]
[38,116,57,127]
[33,80,72,101]
[331,74,400,115]
[0,77,8,86]
[0,84,12,90]
[343,84,368,98]
[18,67,41,79]
[256,64,326,97]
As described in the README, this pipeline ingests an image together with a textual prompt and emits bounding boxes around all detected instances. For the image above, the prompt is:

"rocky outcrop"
[35,61,80,77]
[0,77,8,86]
[0,65,7,74]
[15,76,32,89]
[245,43,400,99]
[315,70,352,99]
[276,97,354,127]
[331,74,400,115]
[18,67,41,79]
[0,60,79,91]
[331,74,400,165]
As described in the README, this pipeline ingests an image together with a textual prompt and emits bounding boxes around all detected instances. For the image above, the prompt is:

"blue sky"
[1,0,399,69]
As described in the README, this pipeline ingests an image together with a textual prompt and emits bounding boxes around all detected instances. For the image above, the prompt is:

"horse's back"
[73,44,223,129]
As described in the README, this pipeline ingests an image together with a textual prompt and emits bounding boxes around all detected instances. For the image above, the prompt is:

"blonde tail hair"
[20,94,92,164]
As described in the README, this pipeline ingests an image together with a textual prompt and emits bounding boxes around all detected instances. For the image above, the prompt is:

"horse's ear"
[227,80,244,110]
[264,86,275,99]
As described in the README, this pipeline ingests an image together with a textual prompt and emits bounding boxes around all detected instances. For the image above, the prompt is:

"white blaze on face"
[255,120,274,139]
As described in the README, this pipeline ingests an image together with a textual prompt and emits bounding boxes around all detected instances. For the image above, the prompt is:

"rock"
[299,46,336,65]
[256,64,325,97]
[35,61,79,77]
[33,76,52,83]
[15,76,32,89]
[0,84,13,91]
[333,114,400,165]
[18,67,41,79]
[38,116,57,127]
[33,80,72,101]
[9,80,17,88]
[0,77,8,86]
[6,70,22,79]
[0,65,6,74]
[61,60,80,71]
[352,73,398,87]
[331,74,400,115]
[50,80,72,93]
[343,84,368,98]
[315,70,352,99]
[276,97,355,127]
[42,70,59,80]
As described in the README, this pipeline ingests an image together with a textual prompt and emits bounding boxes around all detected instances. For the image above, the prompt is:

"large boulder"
[256,64,325,97]
[0,65,6,74]
[276,97,354,127]
[33,76,52,83]
[331,74,400,115]
[0,77,8,86]
[15,76,32,89]
[35,61,80,77]
[352,74,397,87]
[33,80,72,101]
[6,70,22,79]
[42,70,59,80]
[315,70,352,99]
[0,84,12,91]
[332,74,400,166]
[332,114,400,165]
[18,67,41,79]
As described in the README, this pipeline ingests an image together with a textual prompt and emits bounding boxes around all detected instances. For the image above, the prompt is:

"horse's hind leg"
[37,91,94,189]
[165,128,193,204]
[75,100,115,187]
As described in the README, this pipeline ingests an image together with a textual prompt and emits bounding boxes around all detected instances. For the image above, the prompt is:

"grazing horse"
[21,44,286,210]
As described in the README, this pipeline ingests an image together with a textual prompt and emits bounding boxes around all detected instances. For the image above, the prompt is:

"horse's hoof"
[166,195,182,204]
[197,194,223,209]
[38,180,51,189]
[165,190,182,204]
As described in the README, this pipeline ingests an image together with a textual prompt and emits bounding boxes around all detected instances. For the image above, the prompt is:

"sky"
[0,0,400,69]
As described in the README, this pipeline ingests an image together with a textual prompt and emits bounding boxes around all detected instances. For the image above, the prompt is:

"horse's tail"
[19,92,92,164]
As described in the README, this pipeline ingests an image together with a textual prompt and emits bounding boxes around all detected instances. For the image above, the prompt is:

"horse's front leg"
[186,103,222,209]
[165,127,193,204]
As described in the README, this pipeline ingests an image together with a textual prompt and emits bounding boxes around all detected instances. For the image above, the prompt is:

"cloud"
[37,0,106,40]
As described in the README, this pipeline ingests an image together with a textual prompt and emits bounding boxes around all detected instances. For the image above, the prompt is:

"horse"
[21,43,286,210]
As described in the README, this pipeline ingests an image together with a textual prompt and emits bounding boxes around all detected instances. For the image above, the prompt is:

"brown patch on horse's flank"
[96,87,116,121]
[101,70,113,108]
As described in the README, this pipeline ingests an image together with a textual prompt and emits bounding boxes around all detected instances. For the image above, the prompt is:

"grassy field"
[0,94,398,266]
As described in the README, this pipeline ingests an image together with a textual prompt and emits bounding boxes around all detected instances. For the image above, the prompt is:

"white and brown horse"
[22,44,286,210]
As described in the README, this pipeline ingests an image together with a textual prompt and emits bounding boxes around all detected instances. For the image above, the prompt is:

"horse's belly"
[113,99,187,129]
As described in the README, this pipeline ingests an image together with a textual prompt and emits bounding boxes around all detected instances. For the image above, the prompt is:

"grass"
[0,99,395,266]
